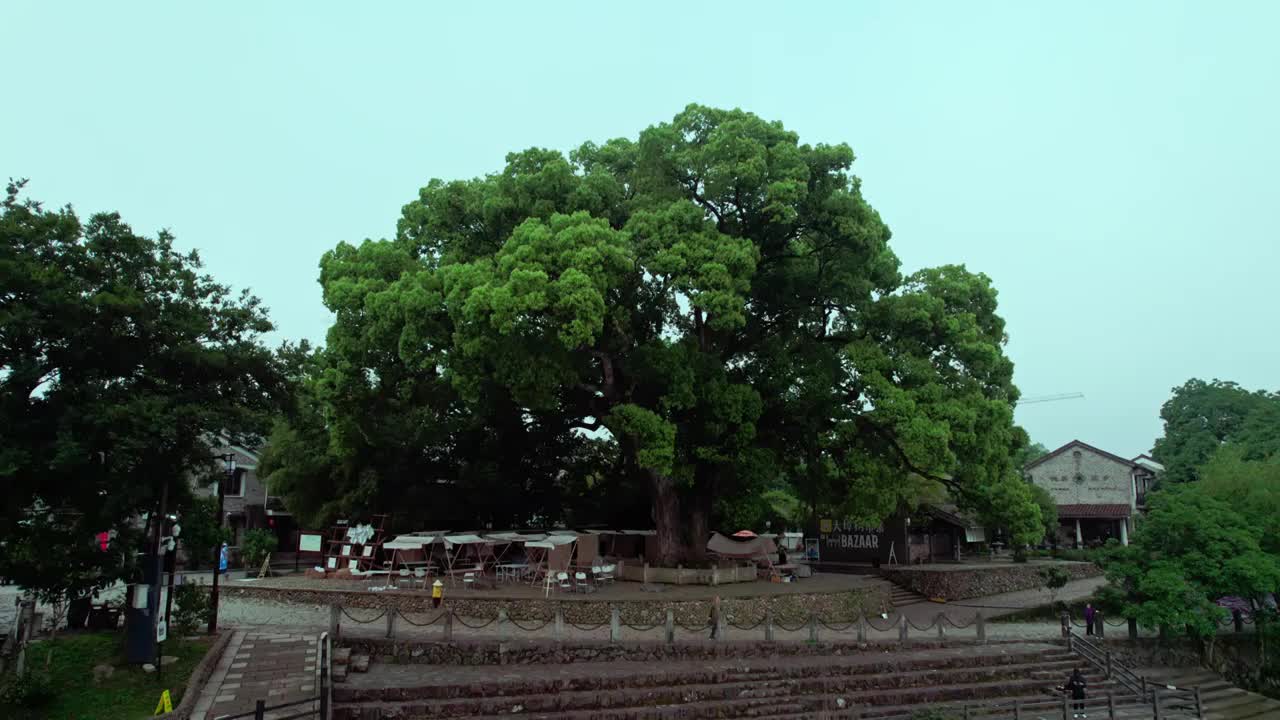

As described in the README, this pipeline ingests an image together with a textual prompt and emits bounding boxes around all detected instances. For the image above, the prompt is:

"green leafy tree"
[283,106,1030,563]
[0,180,285,600]
[1106,484,1280,637]
[1151,379,1280,484]
[1012,440,1049,470]
[1197,446,1280,555]
[1028,483,1059,545]
[176,495,231,570]
[1040,565,1071,608]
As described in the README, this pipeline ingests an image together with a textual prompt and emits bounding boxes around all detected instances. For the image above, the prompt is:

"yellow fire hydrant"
[431,579,443,609]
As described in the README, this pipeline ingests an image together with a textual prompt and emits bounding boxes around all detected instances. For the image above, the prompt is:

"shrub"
[0,670,54,709]
[172,581,212,636]
[240,528,278,570]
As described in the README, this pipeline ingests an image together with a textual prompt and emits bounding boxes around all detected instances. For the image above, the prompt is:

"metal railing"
[870,691,1189,720]
[1066,630,1202,719]
[214,631,330,720]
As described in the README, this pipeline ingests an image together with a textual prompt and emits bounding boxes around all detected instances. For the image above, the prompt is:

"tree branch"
[853,415,959,491]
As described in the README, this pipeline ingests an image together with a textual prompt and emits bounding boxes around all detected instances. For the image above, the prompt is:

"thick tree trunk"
[648,470,684,567]
[685,479,714,564]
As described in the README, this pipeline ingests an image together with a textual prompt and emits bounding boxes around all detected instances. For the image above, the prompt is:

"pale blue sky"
[4,1,1277,458]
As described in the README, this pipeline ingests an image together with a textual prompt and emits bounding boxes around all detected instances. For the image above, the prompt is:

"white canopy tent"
[485,532,548,563]
[382,531,445,573]
[443,534,494,584]
[525,534,577,584]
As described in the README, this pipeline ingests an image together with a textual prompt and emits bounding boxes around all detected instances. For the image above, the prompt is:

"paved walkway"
[193,629,319,720]
[893,576,1110,622]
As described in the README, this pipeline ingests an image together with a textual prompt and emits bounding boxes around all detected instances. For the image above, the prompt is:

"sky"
[3,1,1278,459]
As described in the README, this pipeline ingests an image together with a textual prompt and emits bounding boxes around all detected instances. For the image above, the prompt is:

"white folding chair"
[575,571,591,593]
[599,563,615,585]
[397,568,411,589]
[463,571,476,589]
[557,572,571,592]
[542,572,557,597]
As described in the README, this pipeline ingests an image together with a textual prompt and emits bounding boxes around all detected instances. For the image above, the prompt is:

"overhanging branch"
[853,415,959,492]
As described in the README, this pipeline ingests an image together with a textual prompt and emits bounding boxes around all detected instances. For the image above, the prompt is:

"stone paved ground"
[192,629,319,720]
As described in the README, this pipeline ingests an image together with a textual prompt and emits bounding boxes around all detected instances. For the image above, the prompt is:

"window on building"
[226,468,245,497]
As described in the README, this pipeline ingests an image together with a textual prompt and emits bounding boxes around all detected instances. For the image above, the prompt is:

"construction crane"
[1019,392,1084,405]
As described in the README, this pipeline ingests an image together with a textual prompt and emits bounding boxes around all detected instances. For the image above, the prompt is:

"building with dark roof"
[1023,440,1160,547]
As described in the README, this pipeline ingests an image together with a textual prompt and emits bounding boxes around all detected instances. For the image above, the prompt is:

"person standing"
[709,595,721,639]
[1084,603,1096,636]
[219,542,229,577]
[1065,666,1088,718]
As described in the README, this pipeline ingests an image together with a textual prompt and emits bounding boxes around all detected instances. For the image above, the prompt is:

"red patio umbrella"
[732,530,758,538]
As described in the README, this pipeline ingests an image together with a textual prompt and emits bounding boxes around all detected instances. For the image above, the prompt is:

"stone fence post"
[609,607,620,643]
[899,616,908,646]
[1060,611,1071,638]
[664,609,675,644]
[385,607,397,639]
[976,612,985,644]
[765,608,774,642]
[329,605,341,639]
[553,604,564,641]
[498,608,510,642]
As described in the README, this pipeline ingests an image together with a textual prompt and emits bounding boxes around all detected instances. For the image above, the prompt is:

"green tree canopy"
[1198,446,1280,556]
[0,181,285,598]
[1151,378,1280,483]
[1106,483,1280,636]
[275,106,1032,563]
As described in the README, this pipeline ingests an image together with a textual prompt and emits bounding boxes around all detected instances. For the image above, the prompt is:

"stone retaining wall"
[881,562,1101,601]
[222,584,885,626]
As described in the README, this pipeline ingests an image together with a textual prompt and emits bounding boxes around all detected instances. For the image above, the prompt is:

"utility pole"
[208,453,234,634]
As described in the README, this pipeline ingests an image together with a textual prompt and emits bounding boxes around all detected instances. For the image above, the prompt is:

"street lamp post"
[208,453,235,634]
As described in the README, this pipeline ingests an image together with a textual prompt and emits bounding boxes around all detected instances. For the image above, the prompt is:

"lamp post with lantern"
[208,452,235,634]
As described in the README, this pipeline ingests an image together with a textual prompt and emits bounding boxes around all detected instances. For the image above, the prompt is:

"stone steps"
[336,648,1077,702]
[334,667,1131,719]
[889,587,928,607]
[339,661,1103,717]
[330,642,1166,720]
[1139,666,1279,720]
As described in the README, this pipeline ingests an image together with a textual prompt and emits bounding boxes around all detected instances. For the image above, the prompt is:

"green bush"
[0,670,55,709]
[172,581,212,636]
[240,528,278,570]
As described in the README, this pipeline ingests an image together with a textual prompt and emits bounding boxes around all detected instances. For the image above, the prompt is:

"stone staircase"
[331,641,1152,719]
[887,582,928,608]
[1139,667,1279,720]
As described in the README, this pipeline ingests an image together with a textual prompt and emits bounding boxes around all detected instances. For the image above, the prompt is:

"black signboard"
[816,515,910,565]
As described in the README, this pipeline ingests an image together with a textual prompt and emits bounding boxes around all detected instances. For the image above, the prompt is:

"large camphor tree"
[299,105,1036,564]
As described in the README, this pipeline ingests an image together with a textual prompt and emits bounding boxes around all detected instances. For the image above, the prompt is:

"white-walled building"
[1024,440,1161,547]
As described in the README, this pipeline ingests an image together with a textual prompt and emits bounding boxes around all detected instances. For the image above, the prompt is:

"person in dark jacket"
[1084,603,1096,635]
[1065,667,1088,717]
